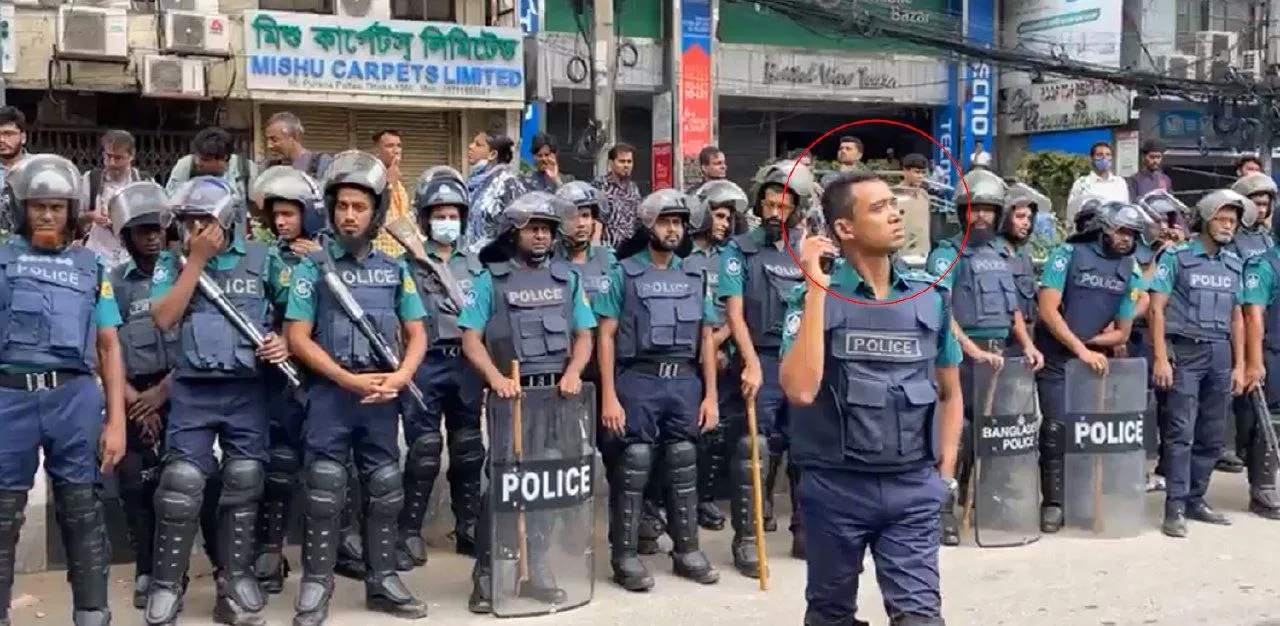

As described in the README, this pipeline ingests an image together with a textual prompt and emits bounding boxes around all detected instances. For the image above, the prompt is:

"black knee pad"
[155,460,206,522]
[266,446,301,477]
[1041,420,1066,459]
[618,444,653,491]
[408,432,444,478]
[218,459,265,507]
[449,426,486,469]
[366,464,405,520]
[664,440,698,484]
[53,483,97,516]
[733,436,753,464]
[304,460,347,520]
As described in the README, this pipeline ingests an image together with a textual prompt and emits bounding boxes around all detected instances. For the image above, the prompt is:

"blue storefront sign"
[961,0,996,171]
[933,62,958,189]
[519,0,544,165]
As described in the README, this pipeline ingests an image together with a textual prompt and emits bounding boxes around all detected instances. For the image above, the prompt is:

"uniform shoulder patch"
[293,276,314,299]
[1246,272,1261,290]
[724,256,743,277]
[784,309,802,336]
[401,271,417,294]
[152,263,170,285]
[1051,253,1069,272]
[99,279,114,299]
[278,266,292,287]
[903,269,938,284]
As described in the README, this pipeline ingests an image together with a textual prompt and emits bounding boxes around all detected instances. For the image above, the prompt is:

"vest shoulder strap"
[549,260,571,282]
[465,252,485,275]
[620,257,645,277]
[734,233,760,255]
[488,261,512,278]
[241,241,270,276]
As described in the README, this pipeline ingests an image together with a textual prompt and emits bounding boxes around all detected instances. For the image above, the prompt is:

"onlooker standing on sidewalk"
[688,145,728,192]
[1238,154,1264,177]
[0,106,30,237]
[1127,139,1173,199]
[819,136,868,188]
[1066,141,1130,224]
[80,130,151,269]
[462,130,526,253]
[594,142,643,247]
[262,111,332,177]
[372,129,409,257]
[525,133,571,192]
[165,126,258,231]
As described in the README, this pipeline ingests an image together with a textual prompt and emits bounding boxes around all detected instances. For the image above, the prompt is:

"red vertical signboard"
[652,142,673,190]
[680,0,713,184]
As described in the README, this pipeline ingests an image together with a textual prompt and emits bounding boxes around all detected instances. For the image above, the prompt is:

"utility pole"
[1262,0,1275,173]
[592,0,617,177]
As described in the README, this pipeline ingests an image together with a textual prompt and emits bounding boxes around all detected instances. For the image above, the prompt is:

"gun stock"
[1252,386,1280,463]
[385,216,465,316]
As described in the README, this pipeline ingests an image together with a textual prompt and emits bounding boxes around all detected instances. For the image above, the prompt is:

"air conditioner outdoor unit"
[1162,54,1198,80]
[335,0,389,19]
[1195,30,1238,79]
[142,54,206,99]
[56,5,128,60]
[162,11,231,56]
[156,0,220,13]
[1240,49,1264,79]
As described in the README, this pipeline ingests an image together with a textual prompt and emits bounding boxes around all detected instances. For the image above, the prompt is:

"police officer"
[930,169,1043,546]
[248,165,324,593]
[596,189,721,590]
[0,154,126,626]
[107,182,221,609]
[688,179,748,531]
[1236,201,1280,520]
[1221,173,1278,475]
[146,175,291,625]
[1149,189,1252,537]
[718,159,815,554]
[457,191,597,613]
[555,181,616,296]
[1032,201,1151,532]
[396,166,486,569]
[1001,183,1048,351]
[779,170,962,626]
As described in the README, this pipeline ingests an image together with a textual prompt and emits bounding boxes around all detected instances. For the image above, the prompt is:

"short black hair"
[191,126,235,160]
[902,153,928,169]
[372,129,400,144]
[1090,141,1112,157]
[1140,139,1164,155]
[531,132,557,155]
[489,133,515,164]
[698,145,722,166]
[0,107,26,133]
[839,136,863,150]
[821,170,883,226]
[607,143,635,161]
[101,129,135,154]
[1239,154,1263,171]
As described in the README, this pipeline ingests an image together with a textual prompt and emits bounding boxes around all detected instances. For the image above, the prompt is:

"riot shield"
[487,383,597,617]
[1063,358,1148,538]
[893,185,932,267]
[969,357,1041,548]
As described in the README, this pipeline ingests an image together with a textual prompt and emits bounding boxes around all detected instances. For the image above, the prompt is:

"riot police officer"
[1033,201,1152,532]
[0,154,126,626]
[457,191,597,613]
[688,179,748,531]
[555,180,616,297]
[1001,183,1048,350]
[596,189,721,591]
[283,151,430,623]
[249,165,325,593]
[718,159,816,556]
[1237,195,1280,520]
[108,182,221,609]
[396,166,486,568]
[146,175,290,625]
[930,169,1043,546]
[1149,189,1252,537]
[779,170,962,626]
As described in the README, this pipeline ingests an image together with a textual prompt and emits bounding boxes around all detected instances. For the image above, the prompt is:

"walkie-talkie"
[804,206,836,275]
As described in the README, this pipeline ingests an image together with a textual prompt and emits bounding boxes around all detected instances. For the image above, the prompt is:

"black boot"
[398,433,442,571]
[517,528,569,605]
[1162,500,1188,538]
[448,425,486,557]
[664,441,720,585]
[468,563,492,614]
[119,460,158,609]
[364,465,429,619]
[1217,412,1245,472]
[0,491,23,626]
[762,452,783,532]
[787,462,805,559]
[293,461,347,626]
[697,425,727,531]
[55,484,112,626]
[1247,413,1280,520]
[609,444,655,591]
[145,462,206,625]
[637,498,665,555]
[335,461,366,581]
[940,490,960,547]
[728,437,760,578]
[1039,420,1065,533]
[254,447,299,594]
[212,460,267,626]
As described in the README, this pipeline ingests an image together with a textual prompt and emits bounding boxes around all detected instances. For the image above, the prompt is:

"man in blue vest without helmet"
[396,166,487,569]
[0,154,127,626]
[146,175,291,625]
[780,169,962,626]
[1148,188,1252,537]
[1033,201,1153,532]
[930,168,1043,546]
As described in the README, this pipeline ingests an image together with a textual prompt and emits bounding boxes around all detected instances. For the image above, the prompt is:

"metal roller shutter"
[719,110,773,190]
[258,104,353,159]
[352,111,458,182]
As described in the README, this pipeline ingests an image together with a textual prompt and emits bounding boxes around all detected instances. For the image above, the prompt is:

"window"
[1175,0,1257,53]
[391,0,454,21]
[258,0,335,13]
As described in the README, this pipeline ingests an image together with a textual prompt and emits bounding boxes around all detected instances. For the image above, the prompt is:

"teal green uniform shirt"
[1243,251,1278,306]
[716,228,770,300]
[925,239,1010,339]
[1149,239,1245,304]
[284,238,428,323]
[264,246,306,310]
[1038,242,1144,320]
[778,262,962,367]
[592,248,718,324]
[0,240,122,373]
[150,234,288,305]
[457,262,597,332]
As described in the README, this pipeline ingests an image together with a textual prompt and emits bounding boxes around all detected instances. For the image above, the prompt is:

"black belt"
[972,338,1005,352]
[0,370,85,391]
[626,360,697,379]
[1169,334,1227,345]
[519,373,562,388]
[429,345,461,358]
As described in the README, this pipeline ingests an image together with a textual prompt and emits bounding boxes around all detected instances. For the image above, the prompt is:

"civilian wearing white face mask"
[396,166,489,569]
[1067,140,1132,226]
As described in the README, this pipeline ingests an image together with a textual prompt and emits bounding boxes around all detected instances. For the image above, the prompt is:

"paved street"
[11,471,1280,625]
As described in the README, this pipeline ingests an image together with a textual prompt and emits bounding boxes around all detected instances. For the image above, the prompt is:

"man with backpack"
[80,130,152,269]
[165,126,258,216]
[262,112,333,179]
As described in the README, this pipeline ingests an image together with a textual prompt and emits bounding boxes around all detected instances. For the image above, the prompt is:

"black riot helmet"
[6,154,84,245]
[479,190,568,265]
[1065,197,1106,243]
[691,179,749,239]
[109,181,169,257]
[321,150,389,246]
[413,165,469,238]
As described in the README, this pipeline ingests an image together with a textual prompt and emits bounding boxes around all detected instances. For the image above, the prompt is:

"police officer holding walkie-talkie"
[146,175,292,626]
[283,151,431,623]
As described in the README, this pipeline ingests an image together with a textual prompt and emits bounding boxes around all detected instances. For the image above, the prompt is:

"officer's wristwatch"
[943,476,959,494]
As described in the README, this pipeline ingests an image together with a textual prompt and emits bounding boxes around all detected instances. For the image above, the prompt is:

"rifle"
[384,215,465,317]
[176,253,304,389]
[1249,385,1280,465]
[312,240,429,414]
